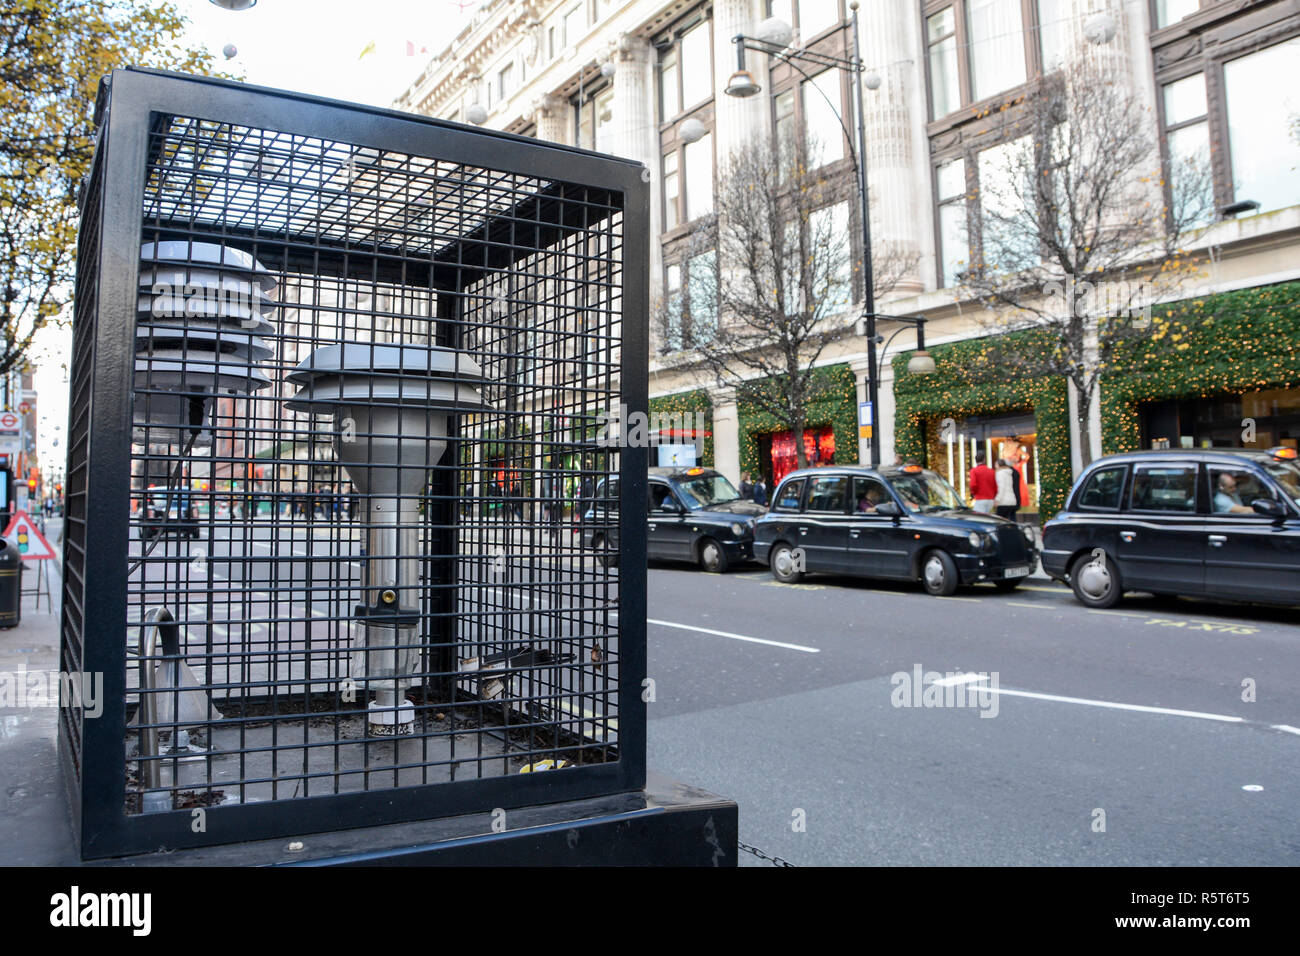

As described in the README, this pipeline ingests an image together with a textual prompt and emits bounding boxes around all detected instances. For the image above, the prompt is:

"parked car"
[141,486,200,540]
[753,464,1038,595]
[583,466,766,572]
[1042,447,1300,609]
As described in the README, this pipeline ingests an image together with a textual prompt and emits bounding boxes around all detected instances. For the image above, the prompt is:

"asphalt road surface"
[644,561,1300,866]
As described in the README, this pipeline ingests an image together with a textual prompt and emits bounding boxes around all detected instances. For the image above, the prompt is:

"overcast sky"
[34,0,476,475]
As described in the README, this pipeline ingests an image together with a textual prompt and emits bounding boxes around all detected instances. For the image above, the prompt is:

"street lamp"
[725,0,912,465]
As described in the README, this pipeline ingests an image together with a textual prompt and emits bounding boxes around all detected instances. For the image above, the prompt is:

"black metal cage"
[60,68,648,859]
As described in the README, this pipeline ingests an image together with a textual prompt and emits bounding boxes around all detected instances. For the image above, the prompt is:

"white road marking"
[1272,724,1300,736]
[647,618,819,653]
[951,674,1246,723]
[933,672,992,687]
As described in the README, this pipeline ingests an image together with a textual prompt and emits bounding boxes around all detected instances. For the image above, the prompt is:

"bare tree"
[957,55,1215,468]
[657,135,915,469]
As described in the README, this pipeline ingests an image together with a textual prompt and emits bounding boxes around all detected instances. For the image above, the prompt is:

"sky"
[33,0,480,476]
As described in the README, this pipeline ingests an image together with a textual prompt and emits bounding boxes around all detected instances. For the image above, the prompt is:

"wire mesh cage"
[60,69,649,858]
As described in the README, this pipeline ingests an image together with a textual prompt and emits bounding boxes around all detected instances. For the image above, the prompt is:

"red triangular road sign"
[2,511,56,560]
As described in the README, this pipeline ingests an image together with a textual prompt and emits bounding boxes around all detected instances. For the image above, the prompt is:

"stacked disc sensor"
[135,241,276,445]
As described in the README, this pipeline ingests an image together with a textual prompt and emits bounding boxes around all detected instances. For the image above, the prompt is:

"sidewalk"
[0,518,79,864]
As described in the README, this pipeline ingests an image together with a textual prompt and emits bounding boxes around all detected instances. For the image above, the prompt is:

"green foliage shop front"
[892,330,1072,520]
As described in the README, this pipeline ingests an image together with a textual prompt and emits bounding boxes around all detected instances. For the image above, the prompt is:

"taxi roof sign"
[2,510,56,560]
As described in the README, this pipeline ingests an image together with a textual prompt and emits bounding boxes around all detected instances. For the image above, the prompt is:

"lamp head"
[906,350,937,375]
[724,70,761,98]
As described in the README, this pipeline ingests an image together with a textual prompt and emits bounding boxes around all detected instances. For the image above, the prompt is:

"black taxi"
[583,466,765,572]
[1042,447,1300,608]
[752,464,1038,595]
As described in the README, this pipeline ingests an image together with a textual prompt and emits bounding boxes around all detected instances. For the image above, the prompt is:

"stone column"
[535,94,568,144]
[854,0,924,297]
[849,358,871,465]
[709,386,741,485]
[711,0,769,165]
[611,34,662,269]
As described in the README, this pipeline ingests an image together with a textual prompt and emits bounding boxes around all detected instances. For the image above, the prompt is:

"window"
[663,252,717,349]
[1129,464,1197,513]
[927,8,961,119]
[936,157,968,286]
[563,5,584,47]
[663,264,684,350]
[967,0,1027,102]
[803,70,845,165]
[1036,0,1068,72]
[1223,38,1300,215]
[662,150,680,230]
[1207,465,1274,515]
[770,1,842,43]
[680,20,713,110]
[810,202,852,314]
[852,476,891,513]
[774,89,796,163]
[687,250,718,343]
[807,474,849,513]
[1154,0,1200,29]
[977,135,1036,272]
[498,64,514,100]
[683,132,714,221]
[1161,73,1212,226]
[1076,466,1127,510]
[548,25,558,60]
[924,0,1066,120]
[573,84,614,151]
[775,477,806,512]
[659,47,681,121]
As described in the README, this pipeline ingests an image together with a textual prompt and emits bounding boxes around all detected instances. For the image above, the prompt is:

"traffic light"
[27,479,36,492]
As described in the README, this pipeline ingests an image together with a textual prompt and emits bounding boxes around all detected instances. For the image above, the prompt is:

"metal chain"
[737,839,797,867]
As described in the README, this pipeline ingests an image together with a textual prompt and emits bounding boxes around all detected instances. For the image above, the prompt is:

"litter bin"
[0,538,20,629]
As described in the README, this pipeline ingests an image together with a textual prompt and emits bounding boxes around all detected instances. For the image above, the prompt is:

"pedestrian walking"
[739,471,753,500]
[752,476,768,507]
[994,458,1019,521]
[969,448,997,513]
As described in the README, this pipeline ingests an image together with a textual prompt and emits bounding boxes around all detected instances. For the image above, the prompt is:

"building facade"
[395,0,1300,518]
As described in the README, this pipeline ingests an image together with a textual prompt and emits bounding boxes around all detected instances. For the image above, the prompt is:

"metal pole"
[849,4,880,466]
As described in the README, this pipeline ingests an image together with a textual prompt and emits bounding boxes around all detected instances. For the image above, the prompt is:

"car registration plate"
[1004,566,1029,578]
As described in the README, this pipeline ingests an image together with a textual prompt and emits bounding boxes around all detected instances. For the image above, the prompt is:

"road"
[643,562,1300,866]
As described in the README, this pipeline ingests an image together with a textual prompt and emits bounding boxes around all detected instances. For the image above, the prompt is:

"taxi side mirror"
[875,501,902,518]
[659,498,683,514]
[1251,498,1286,518]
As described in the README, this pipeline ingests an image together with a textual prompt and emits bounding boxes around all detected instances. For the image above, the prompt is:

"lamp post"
[725,2,931,466]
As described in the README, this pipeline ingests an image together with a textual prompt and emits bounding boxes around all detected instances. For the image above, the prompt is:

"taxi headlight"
[731,522,746,537]
[967,531,983,549]
[1021,525,1036,545]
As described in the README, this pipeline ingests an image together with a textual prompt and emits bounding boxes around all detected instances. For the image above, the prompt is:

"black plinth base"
[101,773,737,867]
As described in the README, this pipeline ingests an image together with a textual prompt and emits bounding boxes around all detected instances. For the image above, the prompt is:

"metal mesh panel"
[123,115,624,813]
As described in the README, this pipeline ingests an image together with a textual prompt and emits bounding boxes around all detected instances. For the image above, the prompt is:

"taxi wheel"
[769,542,802,583]
[1070,551,1121,608]
[698,538,729,573]
[921,549,959,596]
